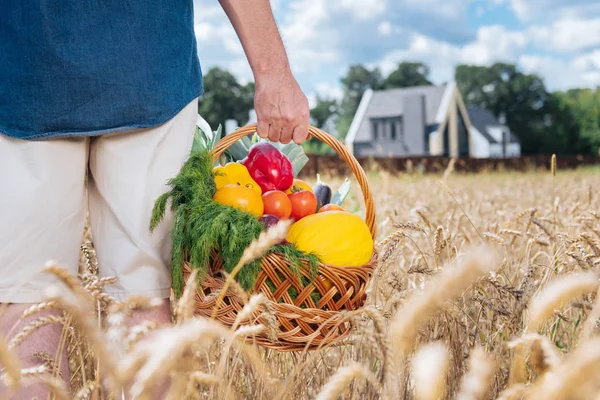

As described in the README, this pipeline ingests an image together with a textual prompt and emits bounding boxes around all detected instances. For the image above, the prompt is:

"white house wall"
[506,143,521,157]
[486,126,505,143]
[489,144,503,158]
[470,127,491,158]
[429,130,441,156]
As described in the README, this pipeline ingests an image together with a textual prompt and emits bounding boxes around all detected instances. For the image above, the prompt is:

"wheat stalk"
[175,269,198,325]
[526,271,599,332]
[455,346,495,400]
[315,362,381,400]
[528,337,600,399]
[211,219,291,320]
[579,286,600,341]
[8,315,66,349]
[0,333,21,389]
[412,342,450,400]
[389,246,497,359]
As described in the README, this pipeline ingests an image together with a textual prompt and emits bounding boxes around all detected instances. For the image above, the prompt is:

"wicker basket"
[183,124,377,352]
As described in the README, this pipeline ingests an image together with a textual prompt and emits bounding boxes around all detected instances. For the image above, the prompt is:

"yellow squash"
[213,184,264,217]
[286,211,373,267]
[213,162,262,195]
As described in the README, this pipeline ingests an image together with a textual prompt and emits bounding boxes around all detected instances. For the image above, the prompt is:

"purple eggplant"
[259,214,291,245]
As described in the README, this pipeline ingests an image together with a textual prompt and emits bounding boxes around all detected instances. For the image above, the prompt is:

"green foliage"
[455,62,595,155]
[197,67,254,133]
[311,97,338,129]
[336,65,384,138]
[555,88,600,154]
[382,62,432,89]
[150,145,319,297]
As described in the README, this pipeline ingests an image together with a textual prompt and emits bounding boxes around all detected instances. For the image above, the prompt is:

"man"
[0,0,309,398]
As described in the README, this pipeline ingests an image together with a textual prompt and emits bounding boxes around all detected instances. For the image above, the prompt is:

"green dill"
[150,146,320,298]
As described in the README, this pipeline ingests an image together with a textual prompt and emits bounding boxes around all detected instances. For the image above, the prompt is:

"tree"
[556,88,600,154]
[197,67,255,134]
[310,97,338,129]
[336,65,383,138]
[455,63,578,154]
[382,62,432,89]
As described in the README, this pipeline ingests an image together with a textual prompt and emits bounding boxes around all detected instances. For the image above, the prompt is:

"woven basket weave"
[183,124,377,352]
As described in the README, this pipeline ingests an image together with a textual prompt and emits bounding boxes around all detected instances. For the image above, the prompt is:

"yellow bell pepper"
[213,162,262,195]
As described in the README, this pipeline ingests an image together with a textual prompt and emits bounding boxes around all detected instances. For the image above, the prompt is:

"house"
[467,107,520,158]
[344,81,520,158]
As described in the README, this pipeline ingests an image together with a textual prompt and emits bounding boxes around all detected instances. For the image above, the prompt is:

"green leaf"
[331,178,351,205]
[225,141,250,161]
[291,154,309,177]
[240,135,253,150]
[212,124,223,149]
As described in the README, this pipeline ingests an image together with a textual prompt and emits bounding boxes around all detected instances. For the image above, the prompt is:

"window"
[371,116,403,142]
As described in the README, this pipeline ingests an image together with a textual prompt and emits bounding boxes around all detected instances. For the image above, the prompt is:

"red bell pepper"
[242,142,294,193]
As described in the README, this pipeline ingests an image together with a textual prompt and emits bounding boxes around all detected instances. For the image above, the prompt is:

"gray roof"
[467,107,519,143]
[368,85,447,125]
[347,84,450,145]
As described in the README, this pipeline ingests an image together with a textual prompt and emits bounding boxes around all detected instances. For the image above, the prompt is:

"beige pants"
[0,98,198,302]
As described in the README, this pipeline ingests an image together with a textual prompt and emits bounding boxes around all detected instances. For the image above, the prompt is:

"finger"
[269,119,283,142]
[280,121,294,144]
[292,121,309,144]
[257,118,270,139]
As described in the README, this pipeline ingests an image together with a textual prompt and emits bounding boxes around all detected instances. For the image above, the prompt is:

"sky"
[193,0,600,106]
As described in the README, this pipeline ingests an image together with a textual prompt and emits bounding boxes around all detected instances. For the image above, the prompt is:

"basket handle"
[209,124,377,239]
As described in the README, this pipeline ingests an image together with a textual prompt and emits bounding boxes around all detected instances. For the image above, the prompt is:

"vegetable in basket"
[151,140,320,297]
[262,190,292,220]
[213,162,262,194]
[285,178,313,194]
[288,190,317,221]
[313,174,331,211]
[213,184,264,217]
[319,204,344,212]
[241,142,294,192]
[286,210,373,267]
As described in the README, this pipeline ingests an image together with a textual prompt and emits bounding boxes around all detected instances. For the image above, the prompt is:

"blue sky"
[193,0,600,106]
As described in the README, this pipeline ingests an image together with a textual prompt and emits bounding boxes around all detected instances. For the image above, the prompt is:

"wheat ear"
[315,362,381,400]
[526,271,599,332]
[389,246,497,360]
[412,342,450,400]
[211,219,291,319]
[455,346,496,400]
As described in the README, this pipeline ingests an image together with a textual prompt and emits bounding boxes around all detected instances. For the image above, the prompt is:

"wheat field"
[2,161,600,400]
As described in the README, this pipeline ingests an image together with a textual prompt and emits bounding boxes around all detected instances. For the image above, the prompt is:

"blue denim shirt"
[0,1,203,140]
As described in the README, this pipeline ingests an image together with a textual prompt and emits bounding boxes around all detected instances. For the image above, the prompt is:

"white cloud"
[519,53,600,91]
[528,17,600,52]
[191,0,599,103]
[378,21,393,37]
[376,23,599,91]
[507,0,600,21]
[461,25,527,64]
[194,22,212,41]
[376,25,527,82]
[340,0,386,20]
[315,82,344,100]
[279,0,340,73]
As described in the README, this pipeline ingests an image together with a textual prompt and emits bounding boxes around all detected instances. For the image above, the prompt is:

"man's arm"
[218,0,310,144]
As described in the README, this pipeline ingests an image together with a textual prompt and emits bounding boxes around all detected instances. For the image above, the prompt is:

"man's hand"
[218,0,311,144]
[254,69,309,144]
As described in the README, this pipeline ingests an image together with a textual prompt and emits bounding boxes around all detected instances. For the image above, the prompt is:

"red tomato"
[318,204,345,213]
[288,190,318,221]
[262,190,292,220]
